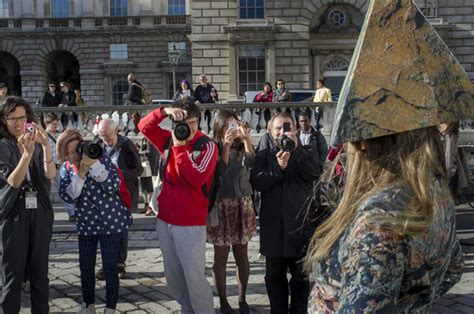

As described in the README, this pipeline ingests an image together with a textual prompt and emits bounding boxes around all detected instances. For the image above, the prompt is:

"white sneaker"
[78,303,96,314]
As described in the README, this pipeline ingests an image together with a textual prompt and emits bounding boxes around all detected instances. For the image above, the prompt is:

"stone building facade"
[191,0,474,102]
[0,0,192,106]
[0,0,473,105]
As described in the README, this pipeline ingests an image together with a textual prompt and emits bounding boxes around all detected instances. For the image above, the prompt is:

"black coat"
[123,80,143,105]
[250,140,321,258]
[41,92,61,107]
[100,135,143,212]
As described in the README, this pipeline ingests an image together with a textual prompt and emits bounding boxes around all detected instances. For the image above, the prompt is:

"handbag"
[141,159,152,178]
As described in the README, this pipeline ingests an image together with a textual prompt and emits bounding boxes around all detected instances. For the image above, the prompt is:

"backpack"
[65,160,132,210]
[131,83,153,105]
[141,87,153,105]
[160,135,219,210]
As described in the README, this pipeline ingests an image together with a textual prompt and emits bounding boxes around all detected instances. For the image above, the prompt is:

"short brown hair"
[56,129,83,163]
[43,113,59,125]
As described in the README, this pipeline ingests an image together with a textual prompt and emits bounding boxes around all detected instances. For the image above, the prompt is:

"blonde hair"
[304,126,450,271]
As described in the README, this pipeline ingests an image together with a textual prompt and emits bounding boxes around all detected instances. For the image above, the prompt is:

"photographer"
[138,97,217,313]
[250,112,320,313]
[0,96,56,313]
[57,129,133,313]
[208,110,256,313]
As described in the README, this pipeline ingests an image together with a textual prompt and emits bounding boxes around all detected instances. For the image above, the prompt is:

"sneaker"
[95,268,105,281]
[68,215,77,222]
[77,303,95,314]
[118,267,127,279]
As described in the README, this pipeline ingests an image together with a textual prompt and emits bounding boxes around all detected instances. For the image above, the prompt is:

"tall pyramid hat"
[331,0,474,146]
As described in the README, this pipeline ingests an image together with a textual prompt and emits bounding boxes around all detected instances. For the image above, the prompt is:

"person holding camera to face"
[138,97,218,313]
[57,129,133,314]
[208,110,257,314]
[0,96,56,313]
[250,112,321,314]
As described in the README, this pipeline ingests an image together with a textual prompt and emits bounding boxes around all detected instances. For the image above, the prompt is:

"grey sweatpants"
[156,219,214,314]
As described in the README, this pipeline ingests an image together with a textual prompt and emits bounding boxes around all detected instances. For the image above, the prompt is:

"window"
[238,45,266,96]
[322,55,350,96]
[111,76,129,106]
[110,0,128,16]
[239,0,264,19]
[0,0,8,18]
[168,0,185,15]
[51,0,69,17]
[110,44,128,59]
[415,0,438,17]
[168,42,186,57]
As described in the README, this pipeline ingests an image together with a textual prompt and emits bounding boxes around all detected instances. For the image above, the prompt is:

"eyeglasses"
[4,115,27,125]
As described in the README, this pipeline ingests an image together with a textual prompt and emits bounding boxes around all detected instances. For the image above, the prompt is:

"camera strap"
[159,135,212,197]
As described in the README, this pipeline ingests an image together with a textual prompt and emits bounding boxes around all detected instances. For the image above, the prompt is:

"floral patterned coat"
[309,182,463,313]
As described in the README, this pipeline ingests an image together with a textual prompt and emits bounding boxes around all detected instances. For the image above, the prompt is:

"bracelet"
[44,159,54,164]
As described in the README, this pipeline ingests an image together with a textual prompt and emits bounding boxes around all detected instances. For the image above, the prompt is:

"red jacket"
[253,91,273,103]
[138,108,218,226]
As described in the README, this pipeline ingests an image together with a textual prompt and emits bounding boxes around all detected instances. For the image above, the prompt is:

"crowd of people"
[0,73,467,314]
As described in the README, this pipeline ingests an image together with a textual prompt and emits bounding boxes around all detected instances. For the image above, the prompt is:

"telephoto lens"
[281,135,295,152]
[77,141,103,159]
[173,121,191,141]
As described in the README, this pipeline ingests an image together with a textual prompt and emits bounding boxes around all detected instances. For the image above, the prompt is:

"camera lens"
[86,143,103,159]
[173,122,191,141]
[281,135,295,152]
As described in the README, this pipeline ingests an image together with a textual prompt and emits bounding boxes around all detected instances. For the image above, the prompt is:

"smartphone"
[228,121,237,130]
[283,122,291,133]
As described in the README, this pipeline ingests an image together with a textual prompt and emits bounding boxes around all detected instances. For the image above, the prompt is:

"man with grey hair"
[96,118,143,279]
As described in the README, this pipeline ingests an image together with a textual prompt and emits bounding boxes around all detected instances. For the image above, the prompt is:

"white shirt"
[299,130,312,146]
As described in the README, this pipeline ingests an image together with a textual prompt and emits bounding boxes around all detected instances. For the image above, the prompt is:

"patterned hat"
[331,0,474,146]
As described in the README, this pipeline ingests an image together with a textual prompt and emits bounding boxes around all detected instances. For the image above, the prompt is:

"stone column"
[267,42,276,85]
[82,0,94,16]
[21,0,34,17]
[227,42,238,101]
[140,0,153,14]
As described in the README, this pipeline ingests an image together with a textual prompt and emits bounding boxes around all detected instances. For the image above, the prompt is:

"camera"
[23,122,34,134]
[171,119,191,141]
[281,135,295,152]
[77,141,103,159]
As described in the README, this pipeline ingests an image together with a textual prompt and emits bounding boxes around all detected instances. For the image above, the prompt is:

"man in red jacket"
[138,98,217,313]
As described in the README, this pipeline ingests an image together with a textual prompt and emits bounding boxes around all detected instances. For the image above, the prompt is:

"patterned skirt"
[207,196,257,246]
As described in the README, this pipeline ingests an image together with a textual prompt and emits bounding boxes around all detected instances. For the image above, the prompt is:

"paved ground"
[11,204,474,313]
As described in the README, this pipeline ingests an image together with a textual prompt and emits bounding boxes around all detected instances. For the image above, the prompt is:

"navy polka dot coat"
[59,156,133,236]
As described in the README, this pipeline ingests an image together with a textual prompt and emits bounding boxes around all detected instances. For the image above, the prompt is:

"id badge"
[25,192,38,209]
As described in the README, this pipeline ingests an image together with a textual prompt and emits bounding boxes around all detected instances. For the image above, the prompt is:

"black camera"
[281,135,295,152]
[77,141,103,159]
[172,120,191,141]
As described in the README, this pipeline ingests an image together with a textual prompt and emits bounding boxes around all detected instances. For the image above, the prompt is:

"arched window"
[321,55,350,98]
[111,76,129,106]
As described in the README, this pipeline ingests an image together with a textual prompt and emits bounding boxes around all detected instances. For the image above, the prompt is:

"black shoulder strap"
[159,135,213,197]
[47,132,57,144]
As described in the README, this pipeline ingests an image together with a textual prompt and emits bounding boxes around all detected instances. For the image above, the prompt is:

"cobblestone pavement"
[13,205,474,313]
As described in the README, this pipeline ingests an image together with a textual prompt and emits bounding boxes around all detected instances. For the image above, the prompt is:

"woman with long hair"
[0,96,56,313]
[208,110,257,313]
[173,79,194,101]
[305,127,463,312]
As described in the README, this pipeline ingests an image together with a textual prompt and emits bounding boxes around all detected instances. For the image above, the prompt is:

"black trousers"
[79,234,120,309]
[198,110,212,132]
[0,208,53,314]
[265,256,309,314]
[117,230,128,266]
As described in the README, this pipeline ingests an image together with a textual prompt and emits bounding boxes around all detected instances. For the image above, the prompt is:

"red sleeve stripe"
[189,142,216,173]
